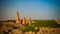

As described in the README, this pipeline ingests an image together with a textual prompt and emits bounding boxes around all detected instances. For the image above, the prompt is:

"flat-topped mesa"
[16,11,21,24]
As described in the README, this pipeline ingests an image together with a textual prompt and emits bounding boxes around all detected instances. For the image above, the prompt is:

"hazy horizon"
[0,0,60,20]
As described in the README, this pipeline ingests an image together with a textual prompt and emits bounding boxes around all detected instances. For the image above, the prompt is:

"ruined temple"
[16,11,35,25]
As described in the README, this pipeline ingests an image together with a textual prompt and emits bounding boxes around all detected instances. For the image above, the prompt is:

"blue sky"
[0,0,60,20]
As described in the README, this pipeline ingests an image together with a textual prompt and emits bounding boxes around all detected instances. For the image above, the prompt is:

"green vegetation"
[22,25,38,32]
[22,20,60,32]
[7,24,15,27]
[0,23,3,27]
[0,21,5,27]
[33,20,60,28]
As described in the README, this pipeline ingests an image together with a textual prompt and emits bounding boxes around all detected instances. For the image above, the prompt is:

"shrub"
[33,20,60,28]
[22,25,38,32]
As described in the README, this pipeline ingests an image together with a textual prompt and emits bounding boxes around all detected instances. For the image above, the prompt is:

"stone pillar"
[26,19,29,25]
[22,17,26,25]
[28,18,32,25]
[16,11,20,24]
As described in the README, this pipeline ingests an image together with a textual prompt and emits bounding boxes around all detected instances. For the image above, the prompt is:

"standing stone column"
[28,18,32,25]
[16,11,20,24]
[22,17,26,25]
[26,19,29,25]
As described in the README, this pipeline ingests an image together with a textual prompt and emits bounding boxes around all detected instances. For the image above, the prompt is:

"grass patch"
[22,25,38,32]
[33,20,60,28]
